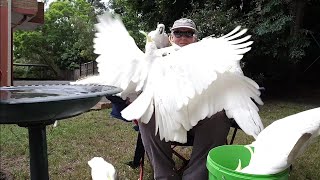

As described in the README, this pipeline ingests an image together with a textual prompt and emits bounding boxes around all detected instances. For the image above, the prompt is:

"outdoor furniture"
[137,120,241,180]
[108,87,266,179]
[107,95,243,179]
[0,84,121,180]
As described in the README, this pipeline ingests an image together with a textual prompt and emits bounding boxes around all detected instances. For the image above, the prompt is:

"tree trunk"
[290,0,306,36]
[288,0,306,87]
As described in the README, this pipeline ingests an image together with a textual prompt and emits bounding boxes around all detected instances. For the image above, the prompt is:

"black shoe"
[133,125,139,131]
[125,161,140,169]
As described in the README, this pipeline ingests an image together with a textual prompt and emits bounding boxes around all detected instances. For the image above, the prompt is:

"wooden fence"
[13,63,55,80]
[13,61,98,81]
[67,61,98,80]
[79,61,98,78]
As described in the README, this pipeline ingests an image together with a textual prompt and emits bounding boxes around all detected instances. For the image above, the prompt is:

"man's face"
[169,28,197,47]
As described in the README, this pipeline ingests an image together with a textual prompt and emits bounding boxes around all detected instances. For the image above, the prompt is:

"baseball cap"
[170,18,197,31]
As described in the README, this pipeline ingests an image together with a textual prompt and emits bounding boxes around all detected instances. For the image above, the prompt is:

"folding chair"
[136,119,241,180]
[106,95,242,180]
[170,133,194,174]
[128,87,265,179]
[226,119,241,145]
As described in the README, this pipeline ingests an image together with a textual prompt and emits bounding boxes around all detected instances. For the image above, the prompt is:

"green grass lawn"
[0,98,319,180]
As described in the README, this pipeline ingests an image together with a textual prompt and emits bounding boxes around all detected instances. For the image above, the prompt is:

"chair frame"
[135,120,241,180]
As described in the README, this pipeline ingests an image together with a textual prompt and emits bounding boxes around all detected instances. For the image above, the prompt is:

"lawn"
[0,96,319,180]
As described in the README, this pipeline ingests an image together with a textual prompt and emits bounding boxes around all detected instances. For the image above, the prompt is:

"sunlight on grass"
[0,99,319,180]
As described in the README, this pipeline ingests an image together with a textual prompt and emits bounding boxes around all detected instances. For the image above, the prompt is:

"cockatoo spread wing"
[94,13,146,98]
[122,26,264,143]
[241,107,320,175]
[72,13,145,99]
[72,13,263,143]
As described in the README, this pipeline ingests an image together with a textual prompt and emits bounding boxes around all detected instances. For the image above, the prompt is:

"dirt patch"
[0,156,29,179]
[0,169,13,180]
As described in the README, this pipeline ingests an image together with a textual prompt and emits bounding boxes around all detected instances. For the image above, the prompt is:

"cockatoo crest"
[88,157,116,180]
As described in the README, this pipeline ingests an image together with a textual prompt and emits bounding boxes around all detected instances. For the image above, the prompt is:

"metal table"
[0,84,121,180]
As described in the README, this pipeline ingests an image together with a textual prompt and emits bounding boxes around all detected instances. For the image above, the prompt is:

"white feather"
[148,23,170,49]
[122,25,263,143]
[88,157,116,180]
[76,13,264,143]
[241,107,320,174]
[73,12,145,99]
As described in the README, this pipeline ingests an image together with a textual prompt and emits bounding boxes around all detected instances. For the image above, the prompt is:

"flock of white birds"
[75,13,320,179]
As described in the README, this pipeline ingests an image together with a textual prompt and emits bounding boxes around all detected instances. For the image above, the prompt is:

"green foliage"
[13,0,101,79]
[109,0,317,86]
[188,1,242,39]
[244,1,302,61]
[241,0,313,85]
[109,0,148,49]
[110,0,195,48]
[86,0,108,14]
[13,0,319,85]
[44,0,98,69]
[187,0,317,86]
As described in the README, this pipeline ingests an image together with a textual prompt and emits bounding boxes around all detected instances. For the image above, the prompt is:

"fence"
[79,61,98,78]
[13,63,55,80]
[12,61,98,81]
[68,61,98,80]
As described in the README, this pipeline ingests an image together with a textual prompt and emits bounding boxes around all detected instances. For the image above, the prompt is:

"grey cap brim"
[170,26,196,31]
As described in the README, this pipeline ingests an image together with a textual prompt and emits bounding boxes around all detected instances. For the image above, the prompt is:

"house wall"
[0,0,11,86]
[0,0,42,86]
[12,0,37,15]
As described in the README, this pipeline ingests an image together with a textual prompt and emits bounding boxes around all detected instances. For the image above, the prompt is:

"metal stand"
[0,84,122,179]
[28,125,49,180]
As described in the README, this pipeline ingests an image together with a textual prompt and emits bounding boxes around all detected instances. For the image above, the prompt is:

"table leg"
[28,125,49,180]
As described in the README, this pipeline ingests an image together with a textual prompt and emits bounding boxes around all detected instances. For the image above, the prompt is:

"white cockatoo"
[74,12,264,143]
[240,107,320,175]
[88,157,116,180]
[147,23,170,49]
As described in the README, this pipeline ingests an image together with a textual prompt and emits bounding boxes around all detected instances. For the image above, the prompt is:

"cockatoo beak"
[139,30,153,42]
[158,27,164,34]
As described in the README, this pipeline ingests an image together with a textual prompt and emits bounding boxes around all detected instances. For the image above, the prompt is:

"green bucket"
[206,145,289,180]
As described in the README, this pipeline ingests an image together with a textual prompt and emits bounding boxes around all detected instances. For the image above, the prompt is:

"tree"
[87,0,108,14]
[13,0,101,78]
[107,0,320,89]
[188,0,319,88]
[14,0,320,86]
[109,0,195,49]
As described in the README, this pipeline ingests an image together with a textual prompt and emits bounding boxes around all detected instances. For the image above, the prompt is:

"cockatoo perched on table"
[88,157,116,180]
[74,12,264,143]
[240,107,320,175]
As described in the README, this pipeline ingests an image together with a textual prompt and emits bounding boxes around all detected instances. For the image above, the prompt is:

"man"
[168,18,198,47]
[138,18,231,180]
